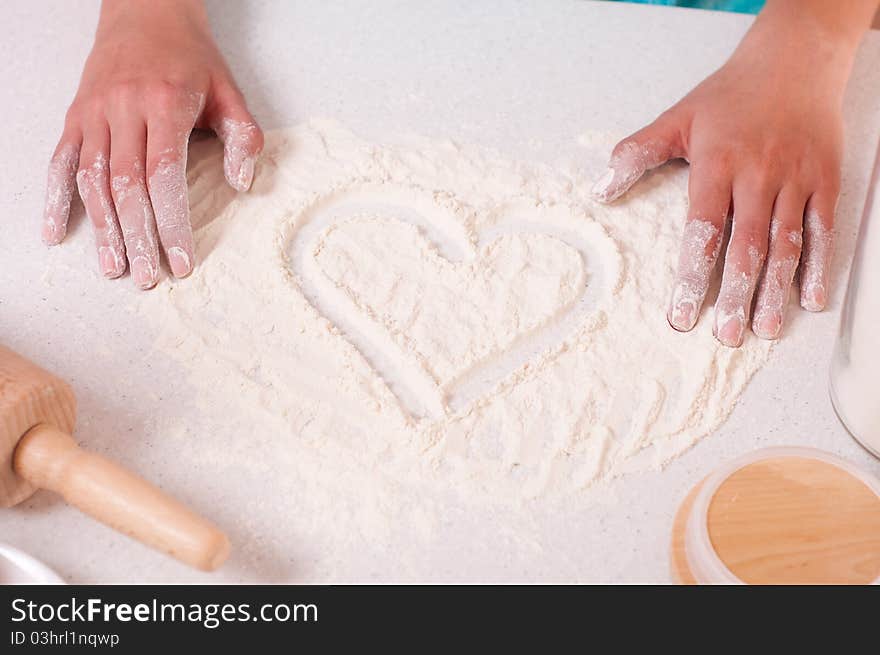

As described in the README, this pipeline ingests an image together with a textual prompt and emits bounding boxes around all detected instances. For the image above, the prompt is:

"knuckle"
[105,80,139,106]
[75,95,106,121]
[120,220,143,242]
[750,175,777,202]
[148,140,186,169]
[217,116,263,152]
[89,99,110,121]
[693,151,733,181]
[758,142,784,165]
[109,156,144,184]
[611,137,640,161]
[772,205,804,231]
[731,218,769,249]
[75,163,94,183]
[145,155,167,175]
[750,166,781,197]
[748,148,786,183]
[769,218,803,255]
[156,214,192,235]
[147,80,188,114]
[76,152,106,178]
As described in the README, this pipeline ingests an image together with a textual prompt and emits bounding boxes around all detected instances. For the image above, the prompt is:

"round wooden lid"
[671,453,880,585]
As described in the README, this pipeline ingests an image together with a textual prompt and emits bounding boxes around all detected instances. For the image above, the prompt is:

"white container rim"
[683,446,880,585]
[0,542,65,585]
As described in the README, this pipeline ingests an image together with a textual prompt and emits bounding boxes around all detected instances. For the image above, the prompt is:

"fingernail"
[669,302,696,332]
[235,156,255,192]
[131,256,157,289]
[716,315,744,347]
[590,168,615,202]
[167,246,193,278]
[802,286,826,312]
[41,220,63,246]
[668,283,699,331]
[753,311,782,340]
[99,246,125,278]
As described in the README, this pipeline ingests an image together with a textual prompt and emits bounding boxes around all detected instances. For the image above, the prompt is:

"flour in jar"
[135,120,772,501]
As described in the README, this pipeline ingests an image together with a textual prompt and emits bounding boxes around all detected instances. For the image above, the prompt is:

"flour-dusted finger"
[713,180,775,348]
[76,123,126,278]
[146,90,201,279]
[109,118,160,290]
[208,85,264,192]
[751,188,805,340]
[42,134,81,245]
[667,162,729,332]
[591,112,684,204]
[800,191,836,312]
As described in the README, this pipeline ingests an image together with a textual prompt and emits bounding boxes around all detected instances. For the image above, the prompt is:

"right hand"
[42,0,263,289]
[590,6,861,347]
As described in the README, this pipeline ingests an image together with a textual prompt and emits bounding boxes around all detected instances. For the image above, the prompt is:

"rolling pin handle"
[12,424,230,572]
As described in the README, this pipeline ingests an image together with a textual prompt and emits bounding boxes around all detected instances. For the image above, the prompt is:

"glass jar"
[830,146,880,458]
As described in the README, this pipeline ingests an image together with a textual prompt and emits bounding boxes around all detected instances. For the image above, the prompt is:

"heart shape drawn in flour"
[287,183,621,422]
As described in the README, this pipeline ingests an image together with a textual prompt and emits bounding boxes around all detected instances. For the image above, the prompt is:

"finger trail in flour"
[134,121,775,502]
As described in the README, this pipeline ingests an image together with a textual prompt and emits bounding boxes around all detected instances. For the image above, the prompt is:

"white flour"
[135,120,772,502]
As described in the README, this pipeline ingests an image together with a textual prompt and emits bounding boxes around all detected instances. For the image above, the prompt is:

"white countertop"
[1,1,878,583]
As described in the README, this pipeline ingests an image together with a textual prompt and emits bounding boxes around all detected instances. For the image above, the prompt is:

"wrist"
[759,0,877,47]
[96,0,210,41]
[729,8,863,99]
[739,0,872,72]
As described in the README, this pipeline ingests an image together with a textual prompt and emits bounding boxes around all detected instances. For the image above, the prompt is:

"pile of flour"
[135,120,772,501]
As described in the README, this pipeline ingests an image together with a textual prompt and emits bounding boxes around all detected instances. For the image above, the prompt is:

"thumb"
[591,111,685,203]
[207,84,264,192]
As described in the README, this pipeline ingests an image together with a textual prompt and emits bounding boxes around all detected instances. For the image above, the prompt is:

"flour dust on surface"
[135,120,772,510]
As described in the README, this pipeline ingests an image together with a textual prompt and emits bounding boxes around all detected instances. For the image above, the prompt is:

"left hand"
[42,0,263,289]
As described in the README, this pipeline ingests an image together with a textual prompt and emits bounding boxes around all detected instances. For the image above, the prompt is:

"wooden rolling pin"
[0,344,229,572]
